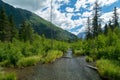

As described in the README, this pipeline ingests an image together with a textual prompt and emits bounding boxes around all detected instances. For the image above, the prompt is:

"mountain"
[0,0,77,41]
[77,32,86,39]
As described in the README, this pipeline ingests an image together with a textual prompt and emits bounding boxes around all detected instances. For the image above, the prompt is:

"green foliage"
[17,56,41,67]
[92,1,102,38]
[9,14,18,40]
[0,7,11,41]
[85,56,93,62]
[0,72,17,80]
[0,42,23,67]
[19,21,33,42]
[52,40,69,53]
[0,34,68,67]
[74,49,85,56]
[43,50,63,63]
[71,26,120,80]
[96,59,120,80]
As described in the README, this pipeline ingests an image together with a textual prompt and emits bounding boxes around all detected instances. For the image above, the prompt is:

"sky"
[2,0,120,35]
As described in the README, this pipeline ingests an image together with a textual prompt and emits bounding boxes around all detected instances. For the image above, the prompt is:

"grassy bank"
[96,59,120,80]
[0,72,16,80]
[0,35,68,68]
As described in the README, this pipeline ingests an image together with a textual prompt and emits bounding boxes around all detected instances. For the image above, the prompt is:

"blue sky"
[3,0,120,35]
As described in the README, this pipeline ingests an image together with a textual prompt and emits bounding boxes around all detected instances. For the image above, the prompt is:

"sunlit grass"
[43,50,63,63]
[73,49,85,56]
[0,72,17,80]
[96,59,120,80]
[17,55,41,68]
[85,56,93,62]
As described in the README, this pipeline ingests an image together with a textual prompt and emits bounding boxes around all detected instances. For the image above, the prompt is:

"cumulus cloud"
[3,0,50,11]
[2,0,119,35]
[66,7,74,13]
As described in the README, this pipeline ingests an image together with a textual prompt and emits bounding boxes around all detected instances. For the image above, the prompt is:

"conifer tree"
[86,17,92,39]
[19,21,33,42]
[98,23,102,34]
[104,24,108,35]
[9,14,18,41]
[0,7,11,41]
[92,1,101,38]
[113,7,119,29]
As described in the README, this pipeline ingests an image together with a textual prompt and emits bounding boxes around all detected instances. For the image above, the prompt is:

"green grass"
[0,72,17,80]
[96,59,120,80]
[85,56,93,62]
[73,49,85,56]
[17,55,41,68]
[43,50,63,63]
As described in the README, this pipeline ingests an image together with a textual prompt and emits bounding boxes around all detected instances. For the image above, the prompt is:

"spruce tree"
[113,7,119,29]
[0,7,11,41]
[92,1,101,38]
[9,14,18,41]
[19,21,33,42]
[108,20,113,30]
[104,24,108,35]
[98,23,102,34]
[86,17,92,39]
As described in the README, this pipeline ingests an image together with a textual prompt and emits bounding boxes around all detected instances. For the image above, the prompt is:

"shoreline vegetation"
[0,1,120,80]
[0,7,69,80]
[71,1,120,80]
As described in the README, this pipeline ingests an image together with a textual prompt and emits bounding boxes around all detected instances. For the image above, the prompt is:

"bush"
[89,48,99,60]
[74,49,85,56]
[0,72,17,80]
[43,50,63,63]
[96,59,120,80]
[0,43,24,67]
[86,56,93,62]
[17,56,41,67]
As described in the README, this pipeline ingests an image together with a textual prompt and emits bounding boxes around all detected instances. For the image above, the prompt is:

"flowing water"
[13,49,101,80]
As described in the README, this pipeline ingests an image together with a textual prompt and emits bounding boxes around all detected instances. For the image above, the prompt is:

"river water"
[13,49,101,80]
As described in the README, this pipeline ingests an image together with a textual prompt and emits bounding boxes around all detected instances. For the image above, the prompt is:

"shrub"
[0,43,24,67]
[74,49,85,56]
[0,72,17,80]
[43,50,63,63]
[17,56,41,67]
[89,48,98,60]
[86,56,93,62]
[96,59,120,80]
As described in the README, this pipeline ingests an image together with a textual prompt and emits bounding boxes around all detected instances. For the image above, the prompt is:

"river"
[11,49,101,80]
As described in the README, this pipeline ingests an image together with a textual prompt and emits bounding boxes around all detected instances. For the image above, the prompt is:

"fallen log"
[86,65,98,70]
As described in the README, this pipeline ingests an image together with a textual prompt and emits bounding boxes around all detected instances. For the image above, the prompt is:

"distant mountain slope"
[77,32,86,39]
[0,0,77,41]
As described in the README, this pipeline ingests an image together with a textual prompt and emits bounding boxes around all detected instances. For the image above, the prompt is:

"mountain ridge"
[0,0,78,41]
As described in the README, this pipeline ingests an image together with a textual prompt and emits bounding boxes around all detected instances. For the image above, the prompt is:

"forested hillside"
[0,3,69,79]
[0,0,77,41]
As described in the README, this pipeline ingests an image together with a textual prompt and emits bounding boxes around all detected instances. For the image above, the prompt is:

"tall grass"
[17,56,41,68]
[85,56,93,62]
[43,50,63,63]
[0,72,17,80]
[73,49,85,56]
[96,59,120,80]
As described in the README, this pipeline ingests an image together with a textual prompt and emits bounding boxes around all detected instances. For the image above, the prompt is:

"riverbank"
[4,56,101,80]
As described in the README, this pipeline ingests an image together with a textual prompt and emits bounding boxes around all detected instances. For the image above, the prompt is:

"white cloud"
[82,11,93,18]
[3,0,50,11]
[99,0,118,6]
[66,7,74,13]
[2,0,119,35]
[101,7,120,24]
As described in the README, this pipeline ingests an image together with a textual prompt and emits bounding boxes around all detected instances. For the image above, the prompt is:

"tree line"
[0,7,33,42]
[86,1,119,39]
